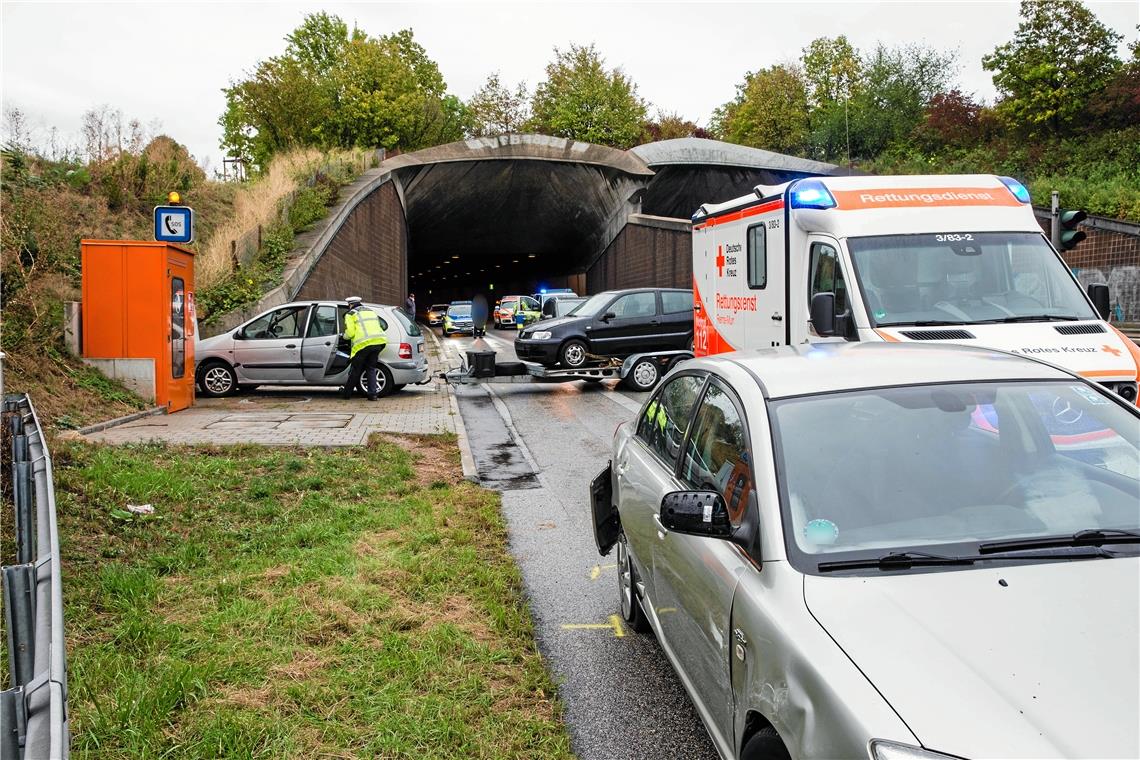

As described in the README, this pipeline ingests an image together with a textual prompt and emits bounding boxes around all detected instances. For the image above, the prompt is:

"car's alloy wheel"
[357,363,394,398]
[561,339,588,368]
[624,359,660,392]
[616,532,649,632]
[198,361,237,397]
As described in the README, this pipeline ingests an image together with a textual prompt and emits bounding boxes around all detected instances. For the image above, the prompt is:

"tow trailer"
[440,349,693,392]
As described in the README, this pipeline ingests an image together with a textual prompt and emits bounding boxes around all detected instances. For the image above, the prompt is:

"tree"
[467,73,530,136]
[982,0,1123,136]
[529,44,647,148]
[801,36,862,107]
[641,111,708,142]
[846,43,957,157]
[219,15,463,169]
[710,65,809,154]
[913,89,984,150]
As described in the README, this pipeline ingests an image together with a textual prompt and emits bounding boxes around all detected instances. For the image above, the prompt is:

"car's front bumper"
[514,338,561,365]
[443,322,474,334]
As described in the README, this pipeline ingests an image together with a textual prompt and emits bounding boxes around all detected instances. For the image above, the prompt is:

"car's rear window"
[389,308,422,336]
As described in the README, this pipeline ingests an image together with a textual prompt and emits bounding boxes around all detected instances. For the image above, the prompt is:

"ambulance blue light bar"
[789,179,837,210]
[998,176,1031,204]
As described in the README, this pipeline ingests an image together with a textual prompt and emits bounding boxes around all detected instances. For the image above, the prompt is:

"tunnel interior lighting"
[528,254,536,258]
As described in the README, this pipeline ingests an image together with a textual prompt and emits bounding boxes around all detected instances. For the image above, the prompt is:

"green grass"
[53,436,573,759]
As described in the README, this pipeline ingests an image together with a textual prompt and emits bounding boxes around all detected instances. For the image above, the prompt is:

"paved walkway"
[83,331,457,447]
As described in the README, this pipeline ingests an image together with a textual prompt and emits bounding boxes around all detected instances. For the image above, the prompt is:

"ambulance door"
[743,218,786,348]
[805,235,855,341]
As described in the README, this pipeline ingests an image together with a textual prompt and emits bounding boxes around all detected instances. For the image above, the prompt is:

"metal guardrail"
[2,394,69,759]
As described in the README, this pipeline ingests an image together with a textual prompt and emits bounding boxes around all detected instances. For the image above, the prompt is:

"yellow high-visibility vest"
[343,308,387,357]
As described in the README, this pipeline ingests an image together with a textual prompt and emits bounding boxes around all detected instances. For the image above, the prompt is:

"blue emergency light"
[789,179,837,210]
[998,176,1031,204]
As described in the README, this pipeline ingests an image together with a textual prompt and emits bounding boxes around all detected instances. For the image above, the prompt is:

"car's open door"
[591,463,619,555]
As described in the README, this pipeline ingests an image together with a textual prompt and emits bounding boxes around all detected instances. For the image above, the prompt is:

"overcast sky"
[3,1,1137,172]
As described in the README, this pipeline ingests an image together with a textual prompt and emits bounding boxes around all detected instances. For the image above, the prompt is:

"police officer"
[341,297,388,400]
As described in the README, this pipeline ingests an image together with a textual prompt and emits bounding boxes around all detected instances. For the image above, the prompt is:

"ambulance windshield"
[847,232,1098,327]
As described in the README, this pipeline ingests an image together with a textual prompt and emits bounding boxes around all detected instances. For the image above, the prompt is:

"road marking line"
[560,614,625,638]
[589,563,617,580]
[656,607,678,614]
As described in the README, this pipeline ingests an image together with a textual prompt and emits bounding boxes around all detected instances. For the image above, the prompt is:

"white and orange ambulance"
[691,174,1140,403]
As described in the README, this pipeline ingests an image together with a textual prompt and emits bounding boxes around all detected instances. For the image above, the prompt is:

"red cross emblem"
[716,246,725,277]
[1102,344,1122,357]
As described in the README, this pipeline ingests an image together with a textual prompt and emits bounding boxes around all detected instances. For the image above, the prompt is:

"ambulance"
[691,174,1140,404]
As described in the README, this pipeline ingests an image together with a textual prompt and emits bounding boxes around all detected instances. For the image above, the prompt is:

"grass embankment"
[55,435,573,759]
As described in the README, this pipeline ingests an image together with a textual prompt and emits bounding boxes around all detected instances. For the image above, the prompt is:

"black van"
[514,288,693,368]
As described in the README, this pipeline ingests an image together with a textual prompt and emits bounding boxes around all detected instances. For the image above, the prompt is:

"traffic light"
[1058,209,1087,251]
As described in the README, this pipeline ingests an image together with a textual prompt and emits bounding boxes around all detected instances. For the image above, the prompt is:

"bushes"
[864,126,1140,222]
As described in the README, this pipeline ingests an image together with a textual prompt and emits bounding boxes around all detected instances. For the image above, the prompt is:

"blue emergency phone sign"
[154,205,194,244]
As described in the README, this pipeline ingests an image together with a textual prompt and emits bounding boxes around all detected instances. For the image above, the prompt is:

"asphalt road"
[437,326,718,760]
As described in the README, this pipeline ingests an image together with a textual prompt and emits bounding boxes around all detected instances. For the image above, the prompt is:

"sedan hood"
[526,316,581,333]
[805,558,1140,759]
[195,330,232,350]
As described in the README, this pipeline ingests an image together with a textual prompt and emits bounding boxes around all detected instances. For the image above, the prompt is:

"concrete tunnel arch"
[289,134,841,308]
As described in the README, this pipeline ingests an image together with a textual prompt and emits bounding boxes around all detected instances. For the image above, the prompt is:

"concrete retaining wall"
[82,358,155,402]
[296,181,408,304]
[586,214,692,293]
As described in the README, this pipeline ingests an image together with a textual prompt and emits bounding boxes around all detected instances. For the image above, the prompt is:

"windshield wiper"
[818,551,975,572]
[876,320,966,327]
[818,546,1115,573]
[993,314,1081,323]
[979,528,1140,554]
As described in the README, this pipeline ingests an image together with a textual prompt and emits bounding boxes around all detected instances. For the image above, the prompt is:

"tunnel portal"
[295,135,840,307]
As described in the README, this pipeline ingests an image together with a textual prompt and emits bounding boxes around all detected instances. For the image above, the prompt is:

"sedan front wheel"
[617,532,650,633]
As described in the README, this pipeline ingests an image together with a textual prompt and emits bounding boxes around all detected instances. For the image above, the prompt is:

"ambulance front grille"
[1054,323,1106,335]
[899,329,976,341]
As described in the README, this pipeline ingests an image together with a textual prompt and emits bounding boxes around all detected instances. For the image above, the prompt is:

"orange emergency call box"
[81,240,196,412]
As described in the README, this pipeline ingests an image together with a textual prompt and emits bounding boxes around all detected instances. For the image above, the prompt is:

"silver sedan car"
[592,342,1139,760]
[195,300,429,397]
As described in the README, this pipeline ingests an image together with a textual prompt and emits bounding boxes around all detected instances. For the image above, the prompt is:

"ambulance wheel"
[197,360,238,397]
[358,364,395,398]
[560,339,589,368]
[622,358,660,393]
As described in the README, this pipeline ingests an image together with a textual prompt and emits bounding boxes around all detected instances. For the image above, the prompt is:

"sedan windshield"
[569,292,613,317]
[847,232,1097,326]
[770,381,1139,571]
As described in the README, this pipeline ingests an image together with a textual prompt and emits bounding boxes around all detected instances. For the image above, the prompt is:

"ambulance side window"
[808,243,848,314]
[747,224,767,289]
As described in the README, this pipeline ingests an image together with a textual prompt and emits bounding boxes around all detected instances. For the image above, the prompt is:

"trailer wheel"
[622,358,660,392]
[560,339,589,368]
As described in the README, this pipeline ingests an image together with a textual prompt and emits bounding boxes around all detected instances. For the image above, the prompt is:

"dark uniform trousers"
[343,345,383,399]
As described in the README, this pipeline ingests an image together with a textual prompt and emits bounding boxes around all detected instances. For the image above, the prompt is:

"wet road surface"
[437,327,718,760]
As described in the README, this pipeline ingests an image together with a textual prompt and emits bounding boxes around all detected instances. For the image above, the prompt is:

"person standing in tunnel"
[471,293,489,338]
[405,292,416,319]
[341,297,388,400]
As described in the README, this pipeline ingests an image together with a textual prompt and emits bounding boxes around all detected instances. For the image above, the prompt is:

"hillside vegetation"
[0,135,370,429]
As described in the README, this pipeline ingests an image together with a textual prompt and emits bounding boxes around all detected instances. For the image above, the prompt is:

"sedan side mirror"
[660,491,733,539]
[810,292,836,336]
[601,311,617,323]
[1087,283,1110,321]
[234,330,245,340]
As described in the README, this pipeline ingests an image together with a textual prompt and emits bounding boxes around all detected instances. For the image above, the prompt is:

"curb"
[76,405,166,436]
[421,326,478,481]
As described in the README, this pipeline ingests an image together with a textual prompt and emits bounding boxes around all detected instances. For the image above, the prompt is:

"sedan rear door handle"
[285,344,297,349]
